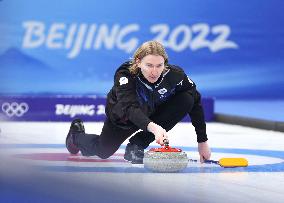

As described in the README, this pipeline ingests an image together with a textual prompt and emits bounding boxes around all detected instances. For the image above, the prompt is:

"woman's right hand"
[147,122,168,145]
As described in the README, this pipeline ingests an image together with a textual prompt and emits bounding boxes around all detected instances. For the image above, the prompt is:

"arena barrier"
[0,96,214,122]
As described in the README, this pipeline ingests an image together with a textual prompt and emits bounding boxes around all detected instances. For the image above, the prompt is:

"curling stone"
[143,139,188,172]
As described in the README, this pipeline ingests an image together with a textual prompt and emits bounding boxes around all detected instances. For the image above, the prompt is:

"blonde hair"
[129,41,168,75]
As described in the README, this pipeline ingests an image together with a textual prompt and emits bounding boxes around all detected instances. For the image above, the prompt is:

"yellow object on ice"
[219,158,248,167]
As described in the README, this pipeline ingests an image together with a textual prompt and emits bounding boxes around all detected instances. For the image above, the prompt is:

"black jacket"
[105,61,208,143]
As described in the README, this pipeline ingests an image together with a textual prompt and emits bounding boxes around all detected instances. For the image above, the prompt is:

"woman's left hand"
[198,141,211,163]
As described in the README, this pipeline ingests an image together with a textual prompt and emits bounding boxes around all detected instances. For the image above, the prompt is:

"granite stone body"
[143,151,189,172]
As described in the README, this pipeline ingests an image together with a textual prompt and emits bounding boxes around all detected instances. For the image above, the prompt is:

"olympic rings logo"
[1,102,29,117]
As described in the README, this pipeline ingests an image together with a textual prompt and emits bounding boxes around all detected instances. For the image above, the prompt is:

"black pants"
[74,91,194,159]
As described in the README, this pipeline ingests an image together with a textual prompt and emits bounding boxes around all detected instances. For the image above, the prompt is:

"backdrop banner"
[1,0,284,99]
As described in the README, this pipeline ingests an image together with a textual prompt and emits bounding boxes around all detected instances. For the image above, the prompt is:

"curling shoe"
[124,143,144,164]
[66,118,85,154]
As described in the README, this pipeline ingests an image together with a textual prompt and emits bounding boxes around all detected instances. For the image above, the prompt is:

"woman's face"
[138,55,165,83]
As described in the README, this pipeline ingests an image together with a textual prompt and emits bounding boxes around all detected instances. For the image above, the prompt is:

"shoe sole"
[66,133,80,154]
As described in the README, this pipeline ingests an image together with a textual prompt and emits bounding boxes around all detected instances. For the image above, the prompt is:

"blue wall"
[1,0,284,99]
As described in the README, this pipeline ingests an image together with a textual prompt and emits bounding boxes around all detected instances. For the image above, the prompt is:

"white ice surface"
[0,121,284,203]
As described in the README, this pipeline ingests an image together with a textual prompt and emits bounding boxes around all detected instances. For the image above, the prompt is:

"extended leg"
[74,119,137,158]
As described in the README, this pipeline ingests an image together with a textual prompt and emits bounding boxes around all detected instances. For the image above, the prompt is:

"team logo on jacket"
[158,88,167,95]
[119,77,128,85]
